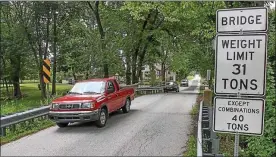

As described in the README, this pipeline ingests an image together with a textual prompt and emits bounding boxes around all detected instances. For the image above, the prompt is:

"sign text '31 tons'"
[215,34,267,96]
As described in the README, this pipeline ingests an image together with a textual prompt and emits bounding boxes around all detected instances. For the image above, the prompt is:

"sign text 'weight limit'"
[215,34,267,96]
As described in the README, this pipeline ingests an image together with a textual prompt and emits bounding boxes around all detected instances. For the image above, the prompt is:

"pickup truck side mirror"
[107,88,115,94]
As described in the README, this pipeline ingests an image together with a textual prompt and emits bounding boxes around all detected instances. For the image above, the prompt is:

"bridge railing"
[197,101,203,156]
[197,90,223,157]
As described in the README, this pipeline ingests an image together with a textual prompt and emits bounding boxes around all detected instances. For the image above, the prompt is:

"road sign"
[43,58,51,83]
[213,97,265,135]
[215,34,267,96]
[216,7,268,33]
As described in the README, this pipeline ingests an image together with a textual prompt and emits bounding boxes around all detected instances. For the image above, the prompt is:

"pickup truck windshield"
[68,81,105,95]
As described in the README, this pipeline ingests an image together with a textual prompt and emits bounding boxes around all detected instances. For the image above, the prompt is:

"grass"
[184,135,197,156]
[183,92,203,156]
[1,83,73,115]
[217,134,235,156]
[0,118,55,145]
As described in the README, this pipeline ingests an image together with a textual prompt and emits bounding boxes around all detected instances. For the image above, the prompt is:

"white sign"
[213,97,265,135]
[215,34,267,96]
[217,7,268,33]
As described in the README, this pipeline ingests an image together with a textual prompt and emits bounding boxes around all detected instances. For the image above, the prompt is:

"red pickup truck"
[49,78,135,128]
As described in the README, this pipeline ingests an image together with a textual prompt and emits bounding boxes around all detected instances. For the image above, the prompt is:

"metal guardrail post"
[1,127,6,136]
[197,101,203,156]
[201,88,222,157]
[208,106,220,155]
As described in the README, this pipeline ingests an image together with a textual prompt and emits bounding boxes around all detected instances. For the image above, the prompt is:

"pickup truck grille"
[59,103,80,109]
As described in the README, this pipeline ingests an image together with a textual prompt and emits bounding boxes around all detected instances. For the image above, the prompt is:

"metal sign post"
[214,7,268,157]
[234,92,241,157]
[234,133,239,157]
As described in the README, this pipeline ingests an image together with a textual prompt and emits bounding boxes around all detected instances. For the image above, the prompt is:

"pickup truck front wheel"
[95,108,107,128]
[56,122,69,128]
[122,98,131,113]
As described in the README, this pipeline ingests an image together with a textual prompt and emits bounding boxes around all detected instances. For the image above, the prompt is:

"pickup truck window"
[107,81,115,93]
[69,81,105,95]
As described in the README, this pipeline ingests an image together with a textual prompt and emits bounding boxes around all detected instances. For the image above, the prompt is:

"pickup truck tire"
[122,98,131,113]
[95,108,107,128]
[56,122,69,128]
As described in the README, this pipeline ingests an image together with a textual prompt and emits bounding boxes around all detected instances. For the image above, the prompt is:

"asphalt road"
[1,79,200,156]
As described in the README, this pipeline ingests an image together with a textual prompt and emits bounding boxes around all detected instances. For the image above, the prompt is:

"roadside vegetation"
[183,90,203,156]
[1,83,72,115]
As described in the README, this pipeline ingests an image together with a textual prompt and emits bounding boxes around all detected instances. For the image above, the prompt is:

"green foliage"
[183,135,197,156]
[242,63,276,156]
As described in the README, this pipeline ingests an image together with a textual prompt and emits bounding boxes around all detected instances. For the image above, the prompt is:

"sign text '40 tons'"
[213,97,265,135]
[215,34,267,96]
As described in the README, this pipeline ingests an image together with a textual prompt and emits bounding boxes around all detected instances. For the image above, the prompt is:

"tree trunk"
[125,52,131,85]
[161,62,166,82]
[72,67,77,80]
[130,13,151,84]
[44,5,50,59]
[131,57,138,84]
[85,71,89,79]
[10,55,22,98]
[52,11,57,95]
[150,64,156,86]
[4,78,9,97]
[0,55,10,97]
[87,1,108,78]
[103,63,108,78]
[137,43,148,80]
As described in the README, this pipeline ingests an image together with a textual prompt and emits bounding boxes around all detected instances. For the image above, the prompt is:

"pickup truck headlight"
[51,103,59,109]
[81,102,95,109]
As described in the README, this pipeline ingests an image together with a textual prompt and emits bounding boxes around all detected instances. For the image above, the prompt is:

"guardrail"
[0,86,163,137]
[197,101,203,156]
[136,87,163,95]
[197,101,223,157]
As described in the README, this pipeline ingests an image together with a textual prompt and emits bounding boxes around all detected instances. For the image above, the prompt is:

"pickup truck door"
[106,81,121,112]
[112,80,125,107]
